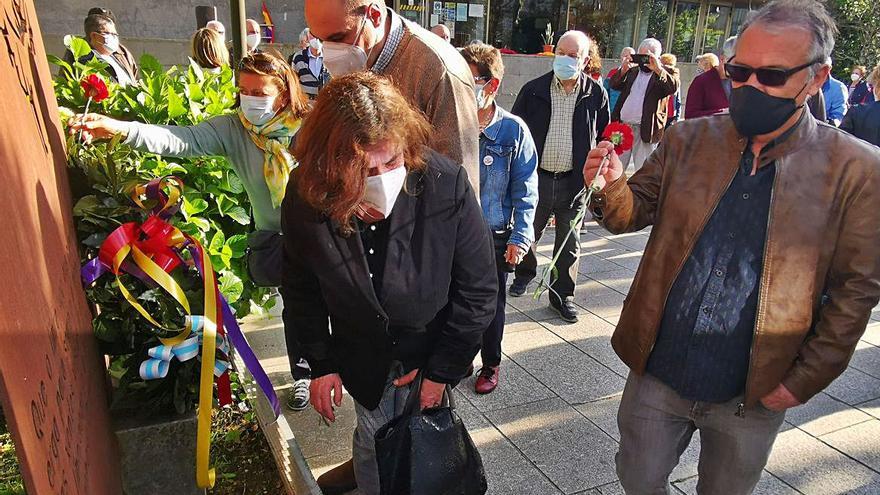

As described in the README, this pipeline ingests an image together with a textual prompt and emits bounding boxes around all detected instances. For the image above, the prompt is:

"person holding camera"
[461,43,538,394]
[609,37,680,172]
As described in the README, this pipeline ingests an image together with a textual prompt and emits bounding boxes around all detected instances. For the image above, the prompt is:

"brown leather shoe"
[317,458,357,495]
[474,366,499,394]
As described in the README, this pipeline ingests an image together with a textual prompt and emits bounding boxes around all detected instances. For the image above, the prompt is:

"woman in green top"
[70,51,314,410]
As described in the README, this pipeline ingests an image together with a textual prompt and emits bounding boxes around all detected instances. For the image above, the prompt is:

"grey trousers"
[616,372,786,495]
[352,364,412,495]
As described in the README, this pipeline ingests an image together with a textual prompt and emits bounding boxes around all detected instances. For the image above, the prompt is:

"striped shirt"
[290,48,327,99]
[371,9,405,74]
[540,76,580,173]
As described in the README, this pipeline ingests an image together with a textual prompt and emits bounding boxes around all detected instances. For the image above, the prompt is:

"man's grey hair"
[299,27,311,44]
[740,0,837,75]
[721,36,737,60]
[639,38,662,57]
[558,30,592,58]
[621,46,635,57]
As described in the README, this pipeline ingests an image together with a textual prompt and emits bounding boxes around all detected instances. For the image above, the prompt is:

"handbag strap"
[400,370,457,416]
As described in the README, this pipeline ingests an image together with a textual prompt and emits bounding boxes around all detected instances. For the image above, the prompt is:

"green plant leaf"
[209,230,226,253]
[225,206,250,225]
[166,87,187,120]
[184,197,209,215]
[139,53,164,76]
[189,216,211,231]
[72,195,99,216]
[226,234,249,259]
[219,271,244,303]
[64,35,92,60]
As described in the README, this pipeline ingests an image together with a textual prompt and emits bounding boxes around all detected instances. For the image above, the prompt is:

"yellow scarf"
[238,109,302,208]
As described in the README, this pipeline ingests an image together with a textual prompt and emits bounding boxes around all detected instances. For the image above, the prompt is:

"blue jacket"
[822,76,849,123]
[479,105,539,251]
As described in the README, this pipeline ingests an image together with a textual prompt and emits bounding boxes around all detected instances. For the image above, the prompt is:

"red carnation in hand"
[80,74,109,102]
[601,122,635,156]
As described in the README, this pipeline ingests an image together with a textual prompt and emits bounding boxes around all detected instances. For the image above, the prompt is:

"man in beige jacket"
[306,0,479,194]
[301,1,480,492]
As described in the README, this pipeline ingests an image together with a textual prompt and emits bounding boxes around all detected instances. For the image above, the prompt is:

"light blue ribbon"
[139,315,231,380]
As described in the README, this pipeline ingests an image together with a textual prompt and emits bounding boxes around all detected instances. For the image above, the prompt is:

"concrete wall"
[35,0,306,44]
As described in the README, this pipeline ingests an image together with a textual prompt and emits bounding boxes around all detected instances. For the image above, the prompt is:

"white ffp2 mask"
[362,166,407,220]
[239,94,277,126]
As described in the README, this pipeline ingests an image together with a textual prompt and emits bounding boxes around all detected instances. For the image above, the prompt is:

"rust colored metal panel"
[0,0,122,493]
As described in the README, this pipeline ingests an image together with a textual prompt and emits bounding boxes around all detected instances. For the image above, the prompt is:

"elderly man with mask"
[506,30,609,324]
[69,10,139,86]
[610,37,680,172]
[246,18,262,54]
[584,1,880,493]
[304,0,479,194]
[290,27,330,100]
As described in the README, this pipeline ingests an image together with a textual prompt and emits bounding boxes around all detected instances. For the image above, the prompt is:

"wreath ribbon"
[80,177,280,488]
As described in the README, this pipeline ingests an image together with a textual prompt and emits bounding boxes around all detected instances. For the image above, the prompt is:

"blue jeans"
[616,372,786,495]
[352,363,412,495]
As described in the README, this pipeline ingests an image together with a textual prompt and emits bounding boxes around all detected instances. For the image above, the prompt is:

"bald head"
[557,30,591,59]
[206,20,225,36]
[246,18,260,35]
[430,24,451,43]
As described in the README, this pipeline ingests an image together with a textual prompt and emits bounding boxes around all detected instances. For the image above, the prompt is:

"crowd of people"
[67,0,880,494]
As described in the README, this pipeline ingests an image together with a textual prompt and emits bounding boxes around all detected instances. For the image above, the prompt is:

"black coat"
[511,71,610,191]
[280,150,498,409]
[840,101,880,148]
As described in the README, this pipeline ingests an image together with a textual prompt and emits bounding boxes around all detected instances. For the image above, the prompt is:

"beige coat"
[382,20,480,194]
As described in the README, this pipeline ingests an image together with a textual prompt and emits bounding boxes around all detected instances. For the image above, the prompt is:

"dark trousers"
[514,170,585,302]
[481,259,509,367]
[281,293,312,380]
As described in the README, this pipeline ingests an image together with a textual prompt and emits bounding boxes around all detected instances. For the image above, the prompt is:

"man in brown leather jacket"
[584,1,880,493]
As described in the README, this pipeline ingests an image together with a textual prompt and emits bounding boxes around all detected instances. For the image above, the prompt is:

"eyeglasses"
[724,59,821,87]
[474,75,492,83]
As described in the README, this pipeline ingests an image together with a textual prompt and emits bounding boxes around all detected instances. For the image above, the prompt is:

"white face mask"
[246,33,261,51]
[363,165,407,218]
[101,33,119,53]
[239,94,277,126]
[852,73,861,82]
[475,82,489,109]
[322,13,375,76]
[309,37,323,53]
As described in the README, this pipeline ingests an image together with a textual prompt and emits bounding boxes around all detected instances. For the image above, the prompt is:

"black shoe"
[550,298,579,323]
[508,279,528,297]
[286,378,310,411]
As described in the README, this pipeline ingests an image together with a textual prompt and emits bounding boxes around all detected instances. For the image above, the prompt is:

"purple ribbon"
[188,245,281,417]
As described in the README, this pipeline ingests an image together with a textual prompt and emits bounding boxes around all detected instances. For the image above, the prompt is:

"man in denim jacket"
[462,43,539,394]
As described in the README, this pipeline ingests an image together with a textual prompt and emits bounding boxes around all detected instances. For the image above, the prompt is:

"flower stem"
[533,154,610,300]
[77,97,92,143]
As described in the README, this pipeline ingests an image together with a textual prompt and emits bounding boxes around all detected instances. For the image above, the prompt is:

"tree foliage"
[826,0,880,78]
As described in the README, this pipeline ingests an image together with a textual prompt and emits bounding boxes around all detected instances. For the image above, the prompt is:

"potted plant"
[50,36,277,493]
[542,22,555,54]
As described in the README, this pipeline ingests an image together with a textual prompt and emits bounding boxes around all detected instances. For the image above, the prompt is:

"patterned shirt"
[371,9,405,75]
[540,76,579,173]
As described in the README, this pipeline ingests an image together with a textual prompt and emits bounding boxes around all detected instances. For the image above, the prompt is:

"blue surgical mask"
[239,95,277,126]
[553,55,580,81]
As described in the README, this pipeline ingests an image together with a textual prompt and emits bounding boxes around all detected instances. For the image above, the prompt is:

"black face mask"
[639,64,652,73]
[729,84,807,137]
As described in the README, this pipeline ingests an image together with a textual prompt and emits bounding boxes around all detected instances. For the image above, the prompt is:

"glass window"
[729,6,751,37]
[569,0,636,58]
[669,1,700,61]
[702,4,732,55]
[637,0,672,51]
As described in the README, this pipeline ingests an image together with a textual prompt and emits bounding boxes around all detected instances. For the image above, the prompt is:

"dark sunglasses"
[725,59,821,87]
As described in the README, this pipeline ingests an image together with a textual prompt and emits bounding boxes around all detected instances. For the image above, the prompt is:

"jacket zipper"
[643,149,741,369]
[737,156,778,418]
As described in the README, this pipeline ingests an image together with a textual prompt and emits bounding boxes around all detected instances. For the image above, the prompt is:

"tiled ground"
[243,222,880,495]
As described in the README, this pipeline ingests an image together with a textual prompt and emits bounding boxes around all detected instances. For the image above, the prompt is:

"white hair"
[638,38,662,57]
[621,46,635,57]
[558,30,592,58]
[299,27,310,44]
[722,36,737,59]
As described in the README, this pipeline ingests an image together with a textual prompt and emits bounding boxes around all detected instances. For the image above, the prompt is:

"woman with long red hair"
[281,71,497,494]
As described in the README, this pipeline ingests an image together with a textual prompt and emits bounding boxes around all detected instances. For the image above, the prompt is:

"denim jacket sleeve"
[507,123,539,251]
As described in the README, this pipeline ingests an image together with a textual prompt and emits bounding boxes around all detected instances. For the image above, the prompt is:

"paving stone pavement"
[242,222,880,495]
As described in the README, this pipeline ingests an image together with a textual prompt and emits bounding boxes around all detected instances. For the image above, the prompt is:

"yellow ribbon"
[195,241,218,488]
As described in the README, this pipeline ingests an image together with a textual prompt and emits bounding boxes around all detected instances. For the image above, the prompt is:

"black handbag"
[246,230,283,287]
[374,373,488,495]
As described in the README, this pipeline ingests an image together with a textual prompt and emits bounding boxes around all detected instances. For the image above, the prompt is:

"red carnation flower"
[601,122,635,156]
[80,74,109,103]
